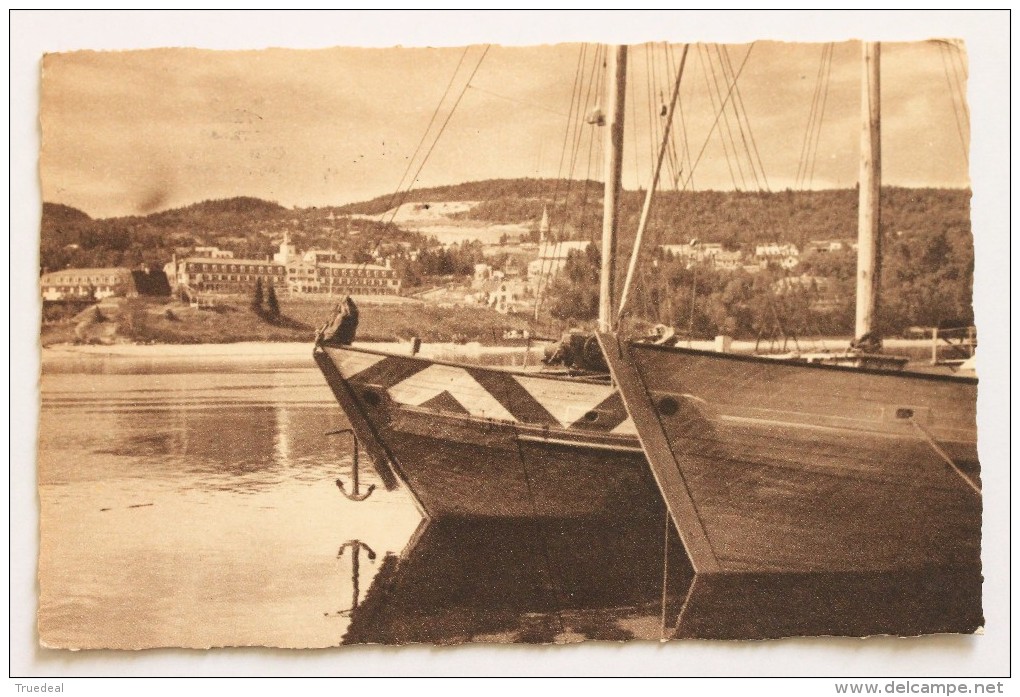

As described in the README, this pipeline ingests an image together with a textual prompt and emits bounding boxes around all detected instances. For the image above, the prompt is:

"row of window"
[44,286,115,294]
[187,273,284,283]
[44,276,123,285]
[316,268,394,278]
[183,263,393,279]
[185,263,283,275]
[289,286,397,295]
[193,283,397,296]
[319,278,395,287]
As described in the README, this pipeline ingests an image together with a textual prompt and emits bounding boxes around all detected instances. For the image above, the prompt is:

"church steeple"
[539,206,550,243]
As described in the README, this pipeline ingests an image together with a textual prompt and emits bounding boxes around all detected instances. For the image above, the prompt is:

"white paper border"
[10,9,1011,678]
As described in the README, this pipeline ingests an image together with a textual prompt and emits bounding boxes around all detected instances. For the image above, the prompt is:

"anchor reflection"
[327,540,378,618]
[340,515,694,645]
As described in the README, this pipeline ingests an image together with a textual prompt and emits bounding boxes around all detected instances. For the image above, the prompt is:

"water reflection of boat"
[341,515,692,645]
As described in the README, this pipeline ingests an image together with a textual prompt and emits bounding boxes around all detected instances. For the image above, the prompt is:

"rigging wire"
[658,43,683,188]
[534,43,589,322]
[677,42,756,193]
[696,45,741,190]
[937,40,970,166]
[704,44,750,190]
[377,47,471,227]
[617,43,690,326]
[534,44,604,322]
[358,46,488,271]
[668,43,696,190]
[466,84,570,118]
[796,43,834,189]
[805,43,834,187]
[719,44,771,192]
[795,43,829,187]
[389,46,492,223]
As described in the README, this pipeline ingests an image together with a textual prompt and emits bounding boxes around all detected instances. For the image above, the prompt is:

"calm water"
[38,350,685,649]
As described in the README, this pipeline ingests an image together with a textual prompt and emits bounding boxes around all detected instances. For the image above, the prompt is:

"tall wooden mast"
[855,42,881,340]
[598,45,628,333]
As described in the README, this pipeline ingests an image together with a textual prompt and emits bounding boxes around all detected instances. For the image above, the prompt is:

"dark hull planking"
[599,337,982,636]
[620,341,980,573]
[316,344,662,519]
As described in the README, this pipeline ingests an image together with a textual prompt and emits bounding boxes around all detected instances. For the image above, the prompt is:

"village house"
[660,242,751,271]
[486,277,533,315]
[804,239,857,255]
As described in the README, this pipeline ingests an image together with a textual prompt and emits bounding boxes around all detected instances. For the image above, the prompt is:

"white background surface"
[9,10,1011,679]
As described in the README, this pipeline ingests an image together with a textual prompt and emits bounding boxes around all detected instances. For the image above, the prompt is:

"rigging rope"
[466,84,569,117]
[659,506,671,641]
[388,46,491,224]
[697,44,741,190]
[378,47,470,223]
[796,43,834,189]
[795,43,829,187]
[910,419,981,496]
[534,44,604,323]
[937,40,970,166]
[677,42,756,194]
[720,44,771,192]
[705,44,751,190]
[358,46,486,273]
[533,44,588,322]
[805,44,834,187]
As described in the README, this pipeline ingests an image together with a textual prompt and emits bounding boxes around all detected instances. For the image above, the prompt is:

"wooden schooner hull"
[597,334,982,637]
[314,343,664,519]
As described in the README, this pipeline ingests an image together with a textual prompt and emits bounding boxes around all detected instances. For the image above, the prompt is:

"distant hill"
[39,183,972,279]
[42,202,91,223]
[139,196,288,225]
[338,179,971,251]
[337,178,575,216]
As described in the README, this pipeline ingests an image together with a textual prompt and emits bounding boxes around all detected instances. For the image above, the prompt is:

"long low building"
[165,250,401,297]
[41,267,137,301]
[167,257,286,295]
[306,261,401,296]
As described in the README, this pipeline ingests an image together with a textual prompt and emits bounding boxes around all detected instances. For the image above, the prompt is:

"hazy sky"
[40,39,970,218]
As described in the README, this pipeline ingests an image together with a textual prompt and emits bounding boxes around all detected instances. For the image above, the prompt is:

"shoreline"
[41,336,948,360]
[39,339,557,361]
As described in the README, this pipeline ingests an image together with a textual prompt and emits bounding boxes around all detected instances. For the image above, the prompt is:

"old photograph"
[17,11,1008,676]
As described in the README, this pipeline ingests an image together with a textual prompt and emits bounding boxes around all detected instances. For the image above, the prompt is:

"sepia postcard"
[15,10,1009,679]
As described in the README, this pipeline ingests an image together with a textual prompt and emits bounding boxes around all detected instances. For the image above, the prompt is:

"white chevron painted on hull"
[611,416,638,435]
[388,364,518,422]
[512,374,616,427]
[323,347,387,378]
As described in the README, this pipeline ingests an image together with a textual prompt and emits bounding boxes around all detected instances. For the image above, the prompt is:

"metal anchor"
[327,428,376,501]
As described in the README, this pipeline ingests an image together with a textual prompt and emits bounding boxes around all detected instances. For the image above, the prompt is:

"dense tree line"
[40,183,974,337]
[546,233,974,340]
